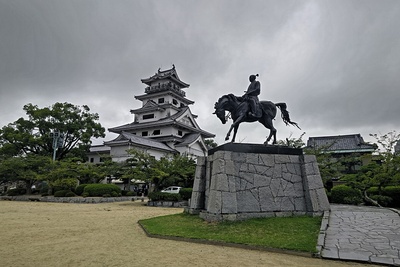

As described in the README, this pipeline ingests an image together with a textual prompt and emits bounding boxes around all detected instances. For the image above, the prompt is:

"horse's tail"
[275,103,301,129]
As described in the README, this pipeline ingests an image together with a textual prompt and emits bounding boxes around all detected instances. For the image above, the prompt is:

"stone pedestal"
[187,143,330,222]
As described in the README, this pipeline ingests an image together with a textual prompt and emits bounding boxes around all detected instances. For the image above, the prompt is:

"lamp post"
[50,131,64,161]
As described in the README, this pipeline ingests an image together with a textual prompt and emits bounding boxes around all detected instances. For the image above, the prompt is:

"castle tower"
[104,66,215,162]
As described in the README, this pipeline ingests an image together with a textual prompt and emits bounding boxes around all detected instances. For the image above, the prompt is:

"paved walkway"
[321,204,400,266]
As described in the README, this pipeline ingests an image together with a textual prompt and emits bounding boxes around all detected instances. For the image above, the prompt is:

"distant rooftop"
[307,134,376,153]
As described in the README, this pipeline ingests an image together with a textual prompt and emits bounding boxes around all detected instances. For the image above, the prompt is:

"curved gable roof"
[141,66,190,88]
[104,131,176,153]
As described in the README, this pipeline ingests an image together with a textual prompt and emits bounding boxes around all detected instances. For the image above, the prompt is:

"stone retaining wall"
[147,200,188,207]
[0,195,138,203]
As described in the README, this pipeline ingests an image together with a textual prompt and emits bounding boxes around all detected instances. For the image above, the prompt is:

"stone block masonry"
[187,143,330,222]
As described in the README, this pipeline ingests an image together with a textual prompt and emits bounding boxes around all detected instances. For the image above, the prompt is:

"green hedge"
[367,186,400,207]
[148,192,182,202]
[7,188,26,196]
[126,191,137,196]
[83,184,121,197]
[331,185,362,205]
[75,184,89,196]
[54,190,75,197]
[179,188,193,200]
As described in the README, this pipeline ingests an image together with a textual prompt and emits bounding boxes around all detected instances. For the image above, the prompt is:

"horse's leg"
[259,116,276,145]
[226,114,246,142]
[231,124,239,143]
[225,124,235,141]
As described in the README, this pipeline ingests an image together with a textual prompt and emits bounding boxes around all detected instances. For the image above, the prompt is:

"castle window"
[90,158,94,163]
[178,130,183,136]
[142,131,148,136]
[158,98,164,104]
[143,114,154,120]
[153,130,161,135]
[180,103,185,108]
[173,99,178,105]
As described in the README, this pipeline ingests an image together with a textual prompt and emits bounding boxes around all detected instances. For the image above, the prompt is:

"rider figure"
[243,74,260,118]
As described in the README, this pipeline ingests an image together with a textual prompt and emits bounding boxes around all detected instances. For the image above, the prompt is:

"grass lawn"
[139,213,322,253]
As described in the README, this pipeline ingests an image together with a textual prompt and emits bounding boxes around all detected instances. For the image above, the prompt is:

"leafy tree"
[338,153,362,174]
[342,131,400,206]
[277,132,306,148]
[204,138,218,149]
[39,159,80,192]
[122,149,196,191]
[151,154,196,190]
[98,155,124,182]
[368,131,400,191]
[0,102,105,160]
[304,139,341,191]
[0,154,50,194]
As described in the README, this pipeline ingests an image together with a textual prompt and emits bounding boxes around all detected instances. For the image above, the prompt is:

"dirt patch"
[0,201,374,266]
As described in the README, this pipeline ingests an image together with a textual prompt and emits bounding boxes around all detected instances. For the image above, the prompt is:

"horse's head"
[213,96,228,124]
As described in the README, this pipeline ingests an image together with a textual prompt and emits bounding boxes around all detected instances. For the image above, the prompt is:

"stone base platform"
[188,143,330,222]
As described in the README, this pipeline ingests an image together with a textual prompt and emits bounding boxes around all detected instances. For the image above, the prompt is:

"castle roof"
[109,107,214,138]
[141,65,190,88]
[104,132,177,153]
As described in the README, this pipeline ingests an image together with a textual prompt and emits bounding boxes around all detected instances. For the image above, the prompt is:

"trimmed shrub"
[179,188,193,200]
[54,190,73,197]
[331,185,362,205]
[83,184,121,197]
[75,184,89,196]
[366,187,379,196]
[65,191,76,197]
[126,191,137,196]
[111,191,118,197]
[7,188,26,196]
[148,192,182,202]
[103,194,111,198]
[39,184,49,194]
[367,186,400,207]
[82,192,89,198]
[382,186,400,207]
[370,195,392,207]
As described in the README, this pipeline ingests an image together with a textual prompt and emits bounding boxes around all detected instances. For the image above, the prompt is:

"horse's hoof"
[225,137,229,141]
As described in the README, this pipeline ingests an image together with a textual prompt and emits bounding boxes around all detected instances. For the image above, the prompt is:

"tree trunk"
[363,190,381,207]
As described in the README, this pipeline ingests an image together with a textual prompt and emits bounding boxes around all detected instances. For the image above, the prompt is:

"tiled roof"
[140,66,190,88]
[89,145,111,153]
[104,132,176,152]
[108,107,215,138]
[175,133,201,147]
[307,134,376,153]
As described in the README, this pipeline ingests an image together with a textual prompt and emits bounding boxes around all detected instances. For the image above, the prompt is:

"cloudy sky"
[1,0,399,146]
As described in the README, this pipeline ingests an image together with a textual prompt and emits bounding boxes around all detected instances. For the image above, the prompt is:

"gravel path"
[0,200,376,267]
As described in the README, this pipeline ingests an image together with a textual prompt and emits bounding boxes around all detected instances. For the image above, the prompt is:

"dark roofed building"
[307,134,377,176]
[307,134,376,154]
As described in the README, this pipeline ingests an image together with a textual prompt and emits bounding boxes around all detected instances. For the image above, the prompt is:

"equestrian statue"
[213,74,300,145]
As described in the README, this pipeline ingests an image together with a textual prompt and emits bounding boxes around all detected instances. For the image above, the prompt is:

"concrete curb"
[315,210,330,258]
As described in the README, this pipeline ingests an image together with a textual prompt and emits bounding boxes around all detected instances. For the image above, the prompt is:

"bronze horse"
[213,94,300,144]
